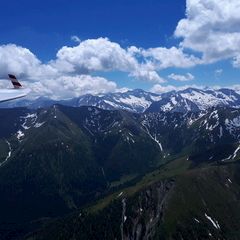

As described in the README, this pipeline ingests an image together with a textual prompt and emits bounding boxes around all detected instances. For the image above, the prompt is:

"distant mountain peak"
[1,88,240,114]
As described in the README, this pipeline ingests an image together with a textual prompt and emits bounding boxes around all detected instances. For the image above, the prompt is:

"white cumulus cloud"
[54,38,135,72]
[20,75,118,100]
[168,73,195,81]
[0,44,57,79]
[141,47,201,69]
[51,37,164,83]
[233,55,240,68]
[0,44,119,99]
[175,0,240,64]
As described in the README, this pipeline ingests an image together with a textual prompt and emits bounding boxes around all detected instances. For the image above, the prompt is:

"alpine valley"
[1,88,240,240]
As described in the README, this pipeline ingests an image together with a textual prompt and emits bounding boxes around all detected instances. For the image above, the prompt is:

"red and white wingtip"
[8,74,22,89]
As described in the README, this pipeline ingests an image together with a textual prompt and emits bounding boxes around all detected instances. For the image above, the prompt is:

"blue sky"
[0,0,240,98]
[0,0,184,57]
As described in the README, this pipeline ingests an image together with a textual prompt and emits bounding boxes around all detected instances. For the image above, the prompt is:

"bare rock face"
[24,179,175,240]
[121,179,175,240]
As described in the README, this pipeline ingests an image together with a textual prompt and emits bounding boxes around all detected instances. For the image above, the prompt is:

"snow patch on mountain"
[0,140,12,167]
[16,130,24,141]
[147,88,240,113]
[225,116,240,137]
[21,113,38,130]
[188,112,206,126]
[119,96,151,109]
[180,89,238,110]
[232,145,240,159]
[225,116,240,128]
[141,119,163,152]
[205,213,221,230]
[34,122,46,128]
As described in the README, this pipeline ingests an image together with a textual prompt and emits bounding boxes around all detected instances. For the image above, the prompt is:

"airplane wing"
[0,75,30,103]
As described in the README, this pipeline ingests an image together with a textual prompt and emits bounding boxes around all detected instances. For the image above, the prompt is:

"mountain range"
[1,100,240,239]
[1,87,240,113]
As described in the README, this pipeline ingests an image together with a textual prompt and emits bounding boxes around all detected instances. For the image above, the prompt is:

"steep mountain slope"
[26,160,240,240]
[0,105,163,225]
[0,106,105,223]
[1,105,240,239]
[59,106,162,180]
[141,108,240,165]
